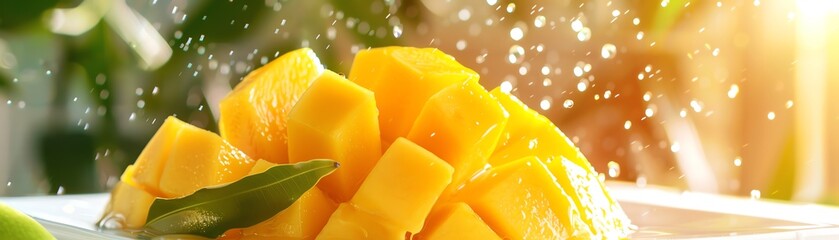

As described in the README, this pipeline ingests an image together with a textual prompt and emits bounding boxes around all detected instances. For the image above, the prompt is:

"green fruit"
[0,202,54,240]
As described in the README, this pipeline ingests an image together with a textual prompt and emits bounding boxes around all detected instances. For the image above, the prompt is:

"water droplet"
[680,109,688,118]
[456,40,467,50]
[555,98,571,109]
[577,79,589,92]
[786,100,794,109]
[540,97,552,110]
[542,78,552,86]
[601,43,617,59]
[636,31,645,40]
[510,23,526,41]
[645,107,655,117]
[750,189,761,200]
[754,0,761,6]
[643,91,652,102]
[734,157,742,167]
[152,86,159,95]
[506,3,516,13]
[577,27,591,41]
[661,0,670,7]
[327,27,337,40]
[636,175,647,187]
[137,100,146,108]
[487,0,497,6]
[633,18,640,25]
[573,66,584,77]
[690,99,703,112]
[392,25,403,38]
[728,84,739,99]
[767,112,776,120]
[458,8,471,21]
[46,70,52,75]
[507,45,525,64]
[539,66,550,76]
[500,81,513,93]
[670,142,681,153]
[518,66,528,75]
[712,48,720,56]
[612,10,621,17]
[17,101,25,109]
[607,161,621,178]
[571,19,583,32]
[534,15,546,28]
[129,112,136,121]
[624,120,632,130]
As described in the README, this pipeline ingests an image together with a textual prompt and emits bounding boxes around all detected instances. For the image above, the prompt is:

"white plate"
[2,182,839,239]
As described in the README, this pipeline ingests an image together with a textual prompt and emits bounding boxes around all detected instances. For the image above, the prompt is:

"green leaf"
[143,159,339,238]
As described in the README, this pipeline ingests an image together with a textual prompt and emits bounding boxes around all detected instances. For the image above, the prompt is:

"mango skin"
[219,48,325,164]
[287,70,382,203]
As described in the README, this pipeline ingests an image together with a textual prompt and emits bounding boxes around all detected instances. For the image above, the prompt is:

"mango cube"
[219,48,324,164]
[351,138,454,233]
[407,80,507,194]
[488,87,592,170]
[349,47,479,147]
[287,70,382,202]
[154,117,255,198]
[106,181,155,229]
[545,158,631,239]
[415,203,500,240]
[131,116,182,196]
[316,204,405,240]
[460,157,591,239]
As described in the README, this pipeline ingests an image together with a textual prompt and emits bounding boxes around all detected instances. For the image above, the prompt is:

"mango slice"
[316,203,405,240]
[545,158,631,239]
[287,70,382,202]
[488,87,591,169]
[106,181,155,229]
[415,202,500,240]
[459,157,591,239]
[128,116,255,198]
[219,48,324,164]
[131,116,182,196]
[407,80,508,194]
[349,47,479,147]
[351,137,454,233]
[157,118,255,198]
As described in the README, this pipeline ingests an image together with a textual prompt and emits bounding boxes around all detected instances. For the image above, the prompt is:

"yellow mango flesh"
[351,137,454,233]
[415,202,500,240]
[131,116,182,196]
[239,187,337,239]
[107,181,155,229]
[287,70,382,202]
[546,158,631,239]
[488,87,592,170]
[407,80,508,194]
[247,159,276,175]
[349,47,479,147]
[459,157,591,239]
[219,48,324,164]
[158,122,254,198]
[316,203,405,240]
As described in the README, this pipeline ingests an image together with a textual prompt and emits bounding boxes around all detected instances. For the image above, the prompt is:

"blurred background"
[0,0,837,204]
